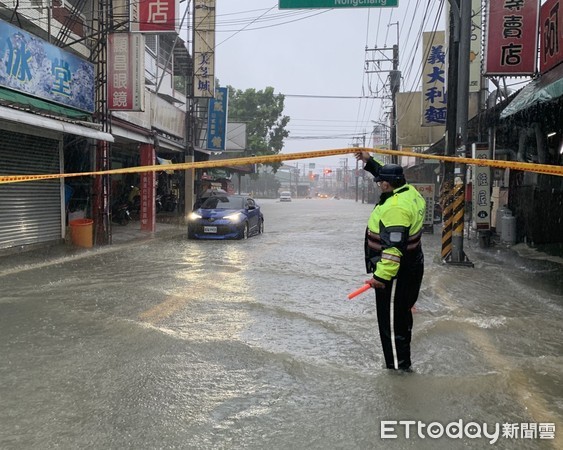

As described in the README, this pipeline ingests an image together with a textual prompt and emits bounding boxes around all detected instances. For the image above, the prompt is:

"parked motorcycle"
[155,194,163,213]
[161,192,178,212]
[111,201,131,225]
[127,186,141,214]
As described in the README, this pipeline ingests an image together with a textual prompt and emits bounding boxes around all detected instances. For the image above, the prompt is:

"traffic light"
[323,168,332,175]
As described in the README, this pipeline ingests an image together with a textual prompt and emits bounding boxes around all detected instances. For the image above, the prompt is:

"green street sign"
[279,0,397,8]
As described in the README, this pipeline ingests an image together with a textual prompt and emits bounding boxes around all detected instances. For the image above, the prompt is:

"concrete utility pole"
[365,24,400,163]
[441,0,473,266]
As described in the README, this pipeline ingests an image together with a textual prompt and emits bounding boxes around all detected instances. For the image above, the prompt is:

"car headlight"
[189,212,202,221]
[224,212,243,222]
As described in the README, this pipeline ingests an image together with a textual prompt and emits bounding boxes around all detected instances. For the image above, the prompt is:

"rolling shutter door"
[0,129,62,249]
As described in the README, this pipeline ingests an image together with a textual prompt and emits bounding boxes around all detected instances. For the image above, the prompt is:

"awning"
[0,86,90,120]
[112,123,152,144]
[0,105,114,142]
[500,63,563,119]
[156,134,185,152]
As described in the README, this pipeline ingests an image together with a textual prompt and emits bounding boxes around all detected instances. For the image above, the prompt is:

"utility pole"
[92,0,112,246]
[366,24,400,163]
[441,0,472,266]
[389,21,400,164]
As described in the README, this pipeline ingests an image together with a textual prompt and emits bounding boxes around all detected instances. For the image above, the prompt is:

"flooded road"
[0,198,562,449]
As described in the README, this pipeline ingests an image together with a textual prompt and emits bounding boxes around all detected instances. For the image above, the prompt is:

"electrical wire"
[216,5,277,47]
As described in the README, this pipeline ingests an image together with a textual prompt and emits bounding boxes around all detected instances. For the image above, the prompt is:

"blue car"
[187,195,264,240]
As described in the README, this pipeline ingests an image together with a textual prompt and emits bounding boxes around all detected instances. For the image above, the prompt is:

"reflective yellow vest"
[366,183,426,281]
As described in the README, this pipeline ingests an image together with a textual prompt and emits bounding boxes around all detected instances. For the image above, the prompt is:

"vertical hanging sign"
[130,0,179,33]
[108,33,145,111]
[421,31,447,126]
[193,0,216,98]
[472,143,491,231]
[484,0,540,76]
[206,87,228,151]
[540,0,563,74]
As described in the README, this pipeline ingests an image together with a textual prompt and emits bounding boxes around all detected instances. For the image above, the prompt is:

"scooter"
[111,201,131,225]
[155,194,163,213]
[161,192,178,212]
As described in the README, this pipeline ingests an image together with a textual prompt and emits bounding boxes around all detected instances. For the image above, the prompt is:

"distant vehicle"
[279,191,292,202]
[188,195,264,240]
[318,193,328,199]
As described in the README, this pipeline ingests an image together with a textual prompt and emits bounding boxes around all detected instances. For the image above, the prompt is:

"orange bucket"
[69,219,94,248]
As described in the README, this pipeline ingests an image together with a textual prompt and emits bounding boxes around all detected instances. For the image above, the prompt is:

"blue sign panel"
[0,19,95,113]
[206,87,228,151]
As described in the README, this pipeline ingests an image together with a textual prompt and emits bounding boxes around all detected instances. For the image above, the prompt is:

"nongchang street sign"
[279,0,397,9]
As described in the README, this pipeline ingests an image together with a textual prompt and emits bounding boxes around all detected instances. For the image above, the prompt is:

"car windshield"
[200,196,244,210]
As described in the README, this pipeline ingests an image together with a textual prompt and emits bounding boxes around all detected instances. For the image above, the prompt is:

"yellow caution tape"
[1,146,562,184]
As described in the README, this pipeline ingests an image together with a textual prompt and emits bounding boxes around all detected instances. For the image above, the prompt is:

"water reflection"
[0,199,561,449]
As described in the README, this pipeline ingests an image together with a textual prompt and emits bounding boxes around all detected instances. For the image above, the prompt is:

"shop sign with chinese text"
[108,33,145,111]
[130,0,179,33]
[206,87,228,151]
[0,19,94,112]
[472,143,491,230]
[193,0,216,98]
[540,0,563,74]
[412,183,435,227]
[421,31,446,126]
[484,0,540,76]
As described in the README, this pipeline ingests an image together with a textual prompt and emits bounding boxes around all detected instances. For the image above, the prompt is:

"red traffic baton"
[347,284,371,300]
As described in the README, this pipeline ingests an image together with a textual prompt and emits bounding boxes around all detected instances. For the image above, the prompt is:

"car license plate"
[204,226,217,233]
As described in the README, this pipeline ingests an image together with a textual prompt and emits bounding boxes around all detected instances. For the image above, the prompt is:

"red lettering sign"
[540,0,563,73]
[485,0,540,75]
[132,0,178,33]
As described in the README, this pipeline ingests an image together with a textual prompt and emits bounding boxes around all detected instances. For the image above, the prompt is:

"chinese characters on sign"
[140,144,155,232]
[193,0,216,98]
[130,0,179,33]
[472,143,491,230]
[540,0,563,74]
[412,183,435,227]
[484,0,540,75]
[0,18,94,112]
[108,33,145,111]
[421,31,446,126]
[206,87,228,151]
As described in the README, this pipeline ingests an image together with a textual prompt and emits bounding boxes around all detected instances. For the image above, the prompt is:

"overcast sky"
[211,1,446,172]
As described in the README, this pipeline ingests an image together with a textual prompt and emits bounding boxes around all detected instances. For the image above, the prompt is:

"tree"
[227,86,290,173]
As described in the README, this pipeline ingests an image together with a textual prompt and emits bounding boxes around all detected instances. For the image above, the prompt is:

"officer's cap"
[374,164,405,183]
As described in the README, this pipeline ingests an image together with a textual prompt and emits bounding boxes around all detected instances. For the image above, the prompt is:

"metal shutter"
[0,129,62,249]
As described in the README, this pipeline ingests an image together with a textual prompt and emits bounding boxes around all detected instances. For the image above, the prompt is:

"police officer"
[355,151,426,372]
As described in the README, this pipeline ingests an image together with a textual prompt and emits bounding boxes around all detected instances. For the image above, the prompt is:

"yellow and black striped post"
[440,183,454,260]
[442,180,473,266]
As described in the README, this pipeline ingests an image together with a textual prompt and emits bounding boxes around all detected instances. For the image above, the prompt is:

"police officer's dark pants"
[375,253,424,370]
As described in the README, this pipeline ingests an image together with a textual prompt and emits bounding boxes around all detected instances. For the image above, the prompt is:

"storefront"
[0,18,115,253]
[0,112,113,252]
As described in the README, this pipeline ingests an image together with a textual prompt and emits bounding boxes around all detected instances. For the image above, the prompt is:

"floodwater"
[0,198,562,449]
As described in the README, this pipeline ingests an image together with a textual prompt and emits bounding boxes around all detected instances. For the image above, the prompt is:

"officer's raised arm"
[353,151,383,178]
